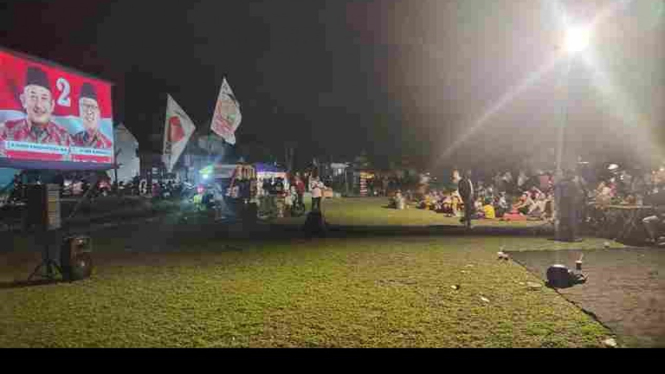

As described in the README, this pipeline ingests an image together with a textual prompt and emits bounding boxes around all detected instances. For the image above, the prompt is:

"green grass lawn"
[0,231,623,347]
[275,197,543,227]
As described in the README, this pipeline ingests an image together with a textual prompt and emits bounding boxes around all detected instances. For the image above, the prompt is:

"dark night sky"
[2,0,664,172]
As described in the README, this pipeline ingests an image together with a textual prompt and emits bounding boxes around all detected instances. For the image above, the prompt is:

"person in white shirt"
[284,185,295,216]
[528,192,548,218]
[311,180,324,212]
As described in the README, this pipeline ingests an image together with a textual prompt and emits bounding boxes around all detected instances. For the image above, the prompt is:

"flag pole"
[113,123,119,193]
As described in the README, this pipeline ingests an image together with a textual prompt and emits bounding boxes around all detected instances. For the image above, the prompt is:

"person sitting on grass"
[499,193,530,221]
[426,192,435,210]
[483,198,496,219]
[528,186,543,201]
[513,192,534,215]
[474,198,484,216]
[433,191,445,212]
[467,198,483,219]
[451,193,462,217]
[543,192,554,221]
[494,192,509,218]
[418,193,431,210]
[527,191,548,219]
[642,187,665,245]
[595,180,613,206]
[643,210,665,245]
[388,192,397,208]
[440,193,453,215]
[391,190,405,210]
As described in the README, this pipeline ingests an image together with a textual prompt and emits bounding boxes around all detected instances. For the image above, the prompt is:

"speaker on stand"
[60,236,93,281]
[26,183,62,281]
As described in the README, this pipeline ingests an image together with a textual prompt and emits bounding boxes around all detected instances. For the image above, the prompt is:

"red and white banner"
[0,48,114,170]
[210,78,241,145]
[163,94,196,172]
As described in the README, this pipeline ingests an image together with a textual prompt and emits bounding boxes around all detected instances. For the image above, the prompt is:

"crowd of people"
[390,169,556,224]
[256,172,327,218]
[388,163,665,236]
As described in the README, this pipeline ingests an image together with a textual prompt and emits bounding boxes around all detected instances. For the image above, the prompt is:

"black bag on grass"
[546,264,587,288]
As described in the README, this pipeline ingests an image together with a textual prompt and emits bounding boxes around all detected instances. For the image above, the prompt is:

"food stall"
[254,163,289,196]
[198,163,258,218]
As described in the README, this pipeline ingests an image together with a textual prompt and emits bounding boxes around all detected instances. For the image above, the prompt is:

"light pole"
[557,26,590,176]
[554,25,590,240]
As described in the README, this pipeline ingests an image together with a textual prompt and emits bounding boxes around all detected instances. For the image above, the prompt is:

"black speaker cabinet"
[243,202,258,224]
[60,236,93,281]
[303,211,328,237]
[26,183,61,230]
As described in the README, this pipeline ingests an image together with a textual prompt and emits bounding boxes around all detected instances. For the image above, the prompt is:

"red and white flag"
[163,94,196,172]
[210,78,241,145]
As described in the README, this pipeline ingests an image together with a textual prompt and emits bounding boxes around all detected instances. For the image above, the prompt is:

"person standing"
[458,170,475,228]
[213,184,227,221]
[285,184,296,216]
[295,175,306,210]
[554,169,581,241]
[311,179,324,212]
[642,188,665,245]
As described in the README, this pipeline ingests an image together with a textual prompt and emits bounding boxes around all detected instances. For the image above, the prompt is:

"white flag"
[210,77,242,144]
[163,94,196,173]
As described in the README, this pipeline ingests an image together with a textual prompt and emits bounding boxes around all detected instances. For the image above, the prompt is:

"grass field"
[0,198,625,348]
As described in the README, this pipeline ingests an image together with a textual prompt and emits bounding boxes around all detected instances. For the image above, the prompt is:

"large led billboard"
[0,47,114,170]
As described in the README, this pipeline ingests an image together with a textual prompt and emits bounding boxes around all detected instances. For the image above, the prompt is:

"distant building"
[107,123,140,184]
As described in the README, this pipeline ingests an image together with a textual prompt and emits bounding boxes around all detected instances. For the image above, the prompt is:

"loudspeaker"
[26,184,61,231]
[26,184,46,227]
[60,236,93,281]
[243,202,258,224]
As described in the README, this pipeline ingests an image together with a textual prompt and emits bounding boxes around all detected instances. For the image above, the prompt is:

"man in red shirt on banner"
[72,82,112,149]
[0,66,71,150]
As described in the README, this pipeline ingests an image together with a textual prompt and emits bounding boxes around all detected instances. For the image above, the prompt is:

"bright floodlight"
[565,26,590,54]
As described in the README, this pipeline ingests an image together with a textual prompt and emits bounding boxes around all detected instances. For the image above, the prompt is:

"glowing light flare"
[579,46,664,165]
[564,26,591,54]
[429,0,646,169]
[435,55,563,166]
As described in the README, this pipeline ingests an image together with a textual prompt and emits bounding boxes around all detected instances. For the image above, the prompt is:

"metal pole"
[554,55,573,238]
[555,56,573,178]
[113,146,119,195]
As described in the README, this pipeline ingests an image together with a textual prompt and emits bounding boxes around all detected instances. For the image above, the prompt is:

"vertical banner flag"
[210,77,241,145]
[163,94,196,172]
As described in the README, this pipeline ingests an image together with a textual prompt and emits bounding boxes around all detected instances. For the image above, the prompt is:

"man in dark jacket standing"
[458,170,475,228]
[554,169,582,241]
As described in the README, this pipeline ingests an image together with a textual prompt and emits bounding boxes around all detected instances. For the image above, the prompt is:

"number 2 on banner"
[56,78,71,107]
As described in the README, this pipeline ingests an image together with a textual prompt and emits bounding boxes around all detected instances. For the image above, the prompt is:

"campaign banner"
[163,94,196,173]
[0,48,114,170]
[210,77,241,145]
